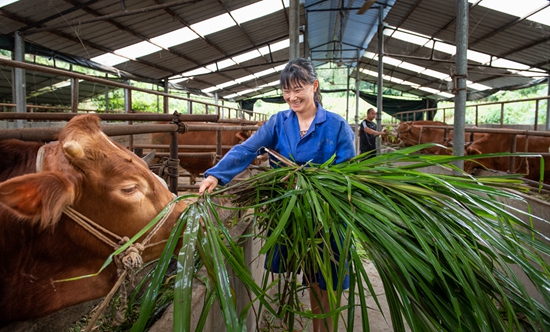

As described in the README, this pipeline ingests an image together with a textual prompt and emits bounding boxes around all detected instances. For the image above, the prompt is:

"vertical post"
[71,78,79,113]
[216,128,222,163]
[124,81,132,115]
[124,81,133,150]
[500,103,504,128]
[546,79,550,131]
[534,99,539,130]
[105,85,110,112]
[376,7,384,152]
[452,0,468,172]
[169,132,179,195]
[164,80,169,114]
[14,31,26,128]
[355,50,360,153]
[346,66,350,122]
[289,0,300,60]
[215,92,221,118]
[509,134,517,174]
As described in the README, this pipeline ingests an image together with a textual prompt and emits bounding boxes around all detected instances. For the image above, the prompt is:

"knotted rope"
[36,143,177,330]
[66,202,176,332]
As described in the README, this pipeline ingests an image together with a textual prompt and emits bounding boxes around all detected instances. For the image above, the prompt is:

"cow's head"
[0,114,187,260]
[463,145,501,175]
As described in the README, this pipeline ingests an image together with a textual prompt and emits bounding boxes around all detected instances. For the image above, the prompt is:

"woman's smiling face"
[282,79,318,114]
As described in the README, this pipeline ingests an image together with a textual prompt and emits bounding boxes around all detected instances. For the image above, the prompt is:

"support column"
[164,80,170,114]
[13,31,26,128]
[105,85,110,111]
[289,0,300,60]
[215,92,222,118]
[124,80,132,115]
[355,51,360,153]
[453,0,468,172]
[346,66,350,122]
[546,77,550,131]
[376,7,384,152]
[71,78,79,113]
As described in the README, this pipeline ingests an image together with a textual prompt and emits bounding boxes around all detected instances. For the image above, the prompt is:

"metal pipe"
[355,49,360,153]
[14,32,26,128]
[169,132,179,194]
[163,80,169,114]
[0,112,218,122]
[217,118,259,124]
[71,78,79,113]
[216,129,222,162]
[534,99,539,130]
[289,0,300,60]
[0,58,241,112]
[500,103,504,128]
[185,124,259,131]
[0,123,179,141]
[509,134,517,173]
[547,76,550,131]
[105,85,110,111]
[135,144,236,150]
[155,152,216,159]
[346,66,350,122]
[376,7,384,153]
[452,0,468,172]
[0,58,267,121]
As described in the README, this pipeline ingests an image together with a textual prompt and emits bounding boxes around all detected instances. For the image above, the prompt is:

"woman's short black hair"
[280,58,322,105]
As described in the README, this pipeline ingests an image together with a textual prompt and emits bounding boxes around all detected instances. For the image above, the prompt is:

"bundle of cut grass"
[134,145,550,332]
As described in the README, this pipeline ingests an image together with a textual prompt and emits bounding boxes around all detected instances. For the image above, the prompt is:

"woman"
[199,57,355,332]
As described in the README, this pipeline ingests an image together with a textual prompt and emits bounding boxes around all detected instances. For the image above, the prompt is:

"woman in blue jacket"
[199,57,355,332]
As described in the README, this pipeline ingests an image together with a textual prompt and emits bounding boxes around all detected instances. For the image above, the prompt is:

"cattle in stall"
[151,121,266,184]
[464,132,550,184]
[0,114,188,326]
[396,121,453,154]
[396,120,485,155]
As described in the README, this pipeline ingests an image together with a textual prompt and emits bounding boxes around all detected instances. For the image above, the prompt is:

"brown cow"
[396,121,486,155]
[0,114,187,326]
[396,120,453,154]
[464,132,550,184]
[151,122,265,184]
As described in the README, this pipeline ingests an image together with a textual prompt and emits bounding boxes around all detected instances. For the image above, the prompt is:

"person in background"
[359,107,386,156]
[199,57,355,332]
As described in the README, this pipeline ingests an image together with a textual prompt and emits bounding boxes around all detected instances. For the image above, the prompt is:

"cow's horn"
[63,141,85,159]
[142,149,156,166]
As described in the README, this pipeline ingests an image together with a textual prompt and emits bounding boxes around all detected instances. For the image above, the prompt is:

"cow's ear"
[0,172,76,229]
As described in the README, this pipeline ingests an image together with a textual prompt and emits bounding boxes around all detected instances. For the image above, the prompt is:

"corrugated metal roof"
[357,0,550,101]
[305,0,396,67]
[0,0,548,106]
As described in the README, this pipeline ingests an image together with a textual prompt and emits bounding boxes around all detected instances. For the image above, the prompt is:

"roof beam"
[469,2,550,48]
[21,0,198,35]
[17,0,99,33]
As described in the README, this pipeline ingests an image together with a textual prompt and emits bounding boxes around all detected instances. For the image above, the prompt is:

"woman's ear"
[313,79,319,91]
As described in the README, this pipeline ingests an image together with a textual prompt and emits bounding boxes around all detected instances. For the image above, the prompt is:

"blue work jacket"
[205,104,356,185]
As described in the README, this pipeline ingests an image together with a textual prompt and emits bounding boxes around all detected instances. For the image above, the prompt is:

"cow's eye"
[121,186,137,194]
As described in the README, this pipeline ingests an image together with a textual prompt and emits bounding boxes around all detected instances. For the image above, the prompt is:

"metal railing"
[392,95,550,131]
[0,58,268,122]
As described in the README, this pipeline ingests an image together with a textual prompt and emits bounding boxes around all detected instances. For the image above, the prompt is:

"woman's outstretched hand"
[199,175,219,195]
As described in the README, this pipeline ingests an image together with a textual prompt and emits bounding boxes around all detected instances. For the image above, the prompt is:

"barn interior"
[1,0,549,189]
[1,1,550,331]
[0,0,548,115]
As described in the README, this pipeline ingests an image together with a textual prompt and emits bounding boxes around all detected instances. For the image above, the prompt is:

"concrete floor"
[260,260,409,332]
